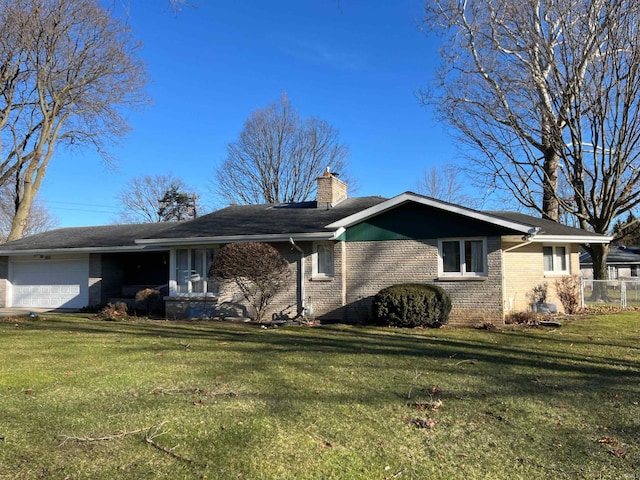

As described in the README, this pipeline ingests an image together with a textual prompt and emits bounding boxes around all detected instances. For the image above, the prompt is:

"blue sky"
[40,0,463,227]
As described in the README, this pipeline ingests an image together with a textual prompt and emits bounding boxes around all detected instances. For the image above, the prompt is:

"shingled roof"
[140,196,388,241]
[0,193,610,254]
[0,222,176,253]
[581,245,640,265]
[484,211,605,238]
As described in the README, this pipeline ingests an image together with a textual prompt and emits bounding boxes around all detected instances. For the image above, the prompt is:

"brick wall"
[503,241,581,313]
[344,237,504,326]
[304,240,345,321]
[316,174,348,207]
[167,243,300,321]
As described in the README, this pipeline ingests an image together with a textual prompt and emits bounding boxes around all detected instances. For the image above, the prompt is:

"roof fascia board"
[0,245,169,256]
[325,193,539,234]
[135,231,341,247]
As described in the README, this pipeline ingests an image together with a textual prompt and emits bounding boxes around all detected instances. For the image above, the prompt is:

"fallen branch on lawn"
[57,423,163,447]
[144,424,206,467]
[149,387,237,397]
[446,359,478,366]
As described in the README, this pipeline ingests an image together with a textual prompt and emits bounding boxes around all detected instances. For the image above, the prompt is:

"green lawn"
[0,313,639,479]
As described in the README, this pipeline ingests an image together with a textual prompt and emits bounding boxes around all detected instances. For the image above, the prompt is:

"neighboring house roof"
[580,245,640,266]
[0,192,611,254]
[0,223,176,254]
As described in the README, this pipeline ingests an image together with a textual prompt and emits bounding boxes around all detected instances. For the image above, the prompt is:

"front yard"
[0,313,638,479]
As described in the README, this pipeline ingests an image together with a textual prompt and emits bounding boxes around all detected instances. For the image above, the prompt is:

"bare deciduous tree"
[215,93,351,205]
[210,242,291,322]
[117,174,196,223]
[0,0,147,241]
[422,0,640,284]
[417,163,480,207]
[0,181,58,243]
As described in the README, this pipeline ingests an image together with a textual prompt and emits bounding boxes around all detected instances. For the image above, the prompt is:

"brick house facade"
[0,174,611,324]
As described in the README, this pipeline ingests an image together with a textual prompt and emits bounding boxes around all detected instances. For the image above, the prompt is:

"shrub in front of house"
[210,242,290,323]
[135,288,162,315]
[97,302,130,321]
[372,283,451,328]
[554,275,581,314]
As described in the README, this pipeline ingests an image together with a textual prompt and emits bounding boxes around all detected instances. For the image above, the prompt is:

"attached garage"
[9,256,89,309]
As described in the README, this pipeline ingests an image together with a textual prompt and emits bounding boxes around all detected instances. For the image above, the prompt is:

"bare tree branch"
[0,0,148,240]
[423,0,640,283]
[215,93,351,205]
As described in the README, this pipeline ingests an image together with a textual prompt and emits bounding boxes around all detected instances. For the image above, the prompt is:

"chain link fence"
[581,279,640,308]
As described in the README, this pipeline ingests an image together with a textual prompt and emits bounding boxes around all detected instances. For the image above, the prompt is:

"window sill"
[544,272,570,277]
[310,276,333,282]
[436,276,487,282]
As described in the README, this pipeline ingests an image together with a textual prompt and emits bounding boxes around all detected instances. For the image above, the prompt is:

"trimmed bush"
[372,283,451,328]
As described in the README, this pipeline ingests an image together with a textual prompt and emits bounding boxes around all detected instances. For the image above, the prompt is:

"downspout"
[289,238,305,317]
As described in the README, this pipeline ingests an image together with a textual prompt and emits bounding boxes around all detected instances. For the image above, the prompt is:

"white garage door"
[10,257,89,309]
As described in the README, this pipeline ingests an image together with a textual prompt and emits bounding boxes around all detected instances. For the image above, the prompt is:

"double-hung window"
[313,242,334,278]
[174,247,218,295]
[438,238,487,277]
[542,245,569,275]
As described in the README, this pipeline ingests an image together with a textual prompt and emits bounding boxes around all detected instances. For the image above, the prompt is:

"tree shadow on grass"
[4,316,640,478]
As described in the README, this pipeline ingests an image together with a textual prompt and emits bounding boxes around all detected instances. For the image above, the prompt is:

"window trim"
[437,237,488,277]
[543,244,570,275]
[312,241,335,279]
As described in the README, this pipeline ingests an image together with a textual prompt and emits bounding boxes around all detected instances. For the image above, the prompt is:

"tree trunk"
[542,148,560,222]
[6,180,36,242]
[585,243,610,301]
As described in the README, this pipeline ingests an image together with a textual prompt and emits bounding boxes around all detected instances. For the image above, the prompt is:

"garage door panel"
[10,258,89,309]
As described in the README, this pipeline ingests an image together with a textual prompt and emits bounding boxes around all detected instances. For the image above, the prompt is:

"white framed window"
[438,238,487,277]
[313,242,334,278]
[543,245,569,274]
[174,247,219,295]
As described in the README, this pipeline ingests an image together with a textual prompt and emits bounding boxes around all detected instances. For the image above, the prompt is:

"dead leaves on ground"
[406,385,443,430]
[597,436,629,458]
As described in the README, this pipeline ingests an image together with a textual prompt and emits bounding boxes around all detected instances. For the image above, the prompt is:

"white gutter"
[135,230,343,247]
[528,234,613,244]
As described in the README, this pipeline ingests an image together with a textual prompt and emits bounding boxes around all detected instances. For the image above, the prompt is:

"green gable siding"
[339,203,517,242]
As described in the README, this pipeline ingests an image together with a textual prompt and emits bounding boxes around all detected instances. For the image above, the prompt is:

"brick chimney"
[317,166,347,208]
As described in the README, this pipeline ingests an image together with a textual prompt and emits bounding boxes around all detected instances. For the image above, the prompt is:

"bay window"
[174,247,218,295]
